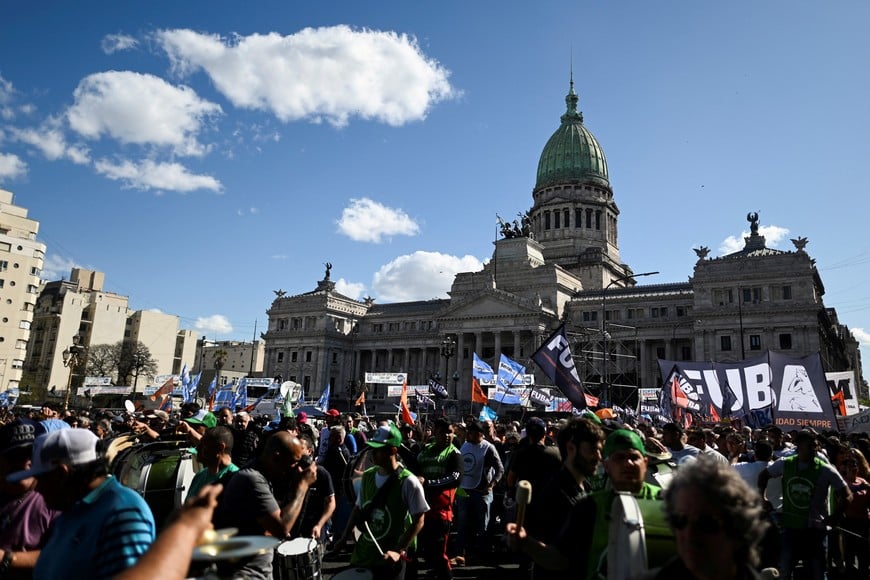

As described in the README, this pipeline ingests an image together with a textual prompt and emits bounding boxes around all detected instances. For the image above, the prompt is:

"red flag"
[471,378,488,404]
[709,403,720,423]
[150,377,175,402]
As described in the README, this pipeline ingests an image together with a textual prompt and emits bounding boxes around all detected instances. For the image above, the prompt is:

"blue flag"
[186,371,202,403]
[215,380,236,407]
[473,352,495,384]
[415,389,435,408]
[497,354,525,389]
[532,324,588,410]
[232,378,248,409]
[317,384,331,412]
[479,405,498,422]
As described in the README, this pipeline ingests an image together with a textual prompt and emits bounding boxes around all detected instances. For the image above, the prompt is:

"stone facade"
[262,84,865,413]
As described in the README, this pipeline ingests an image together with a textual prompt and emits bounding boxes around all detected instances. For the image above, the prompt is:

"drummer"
[506,428,663,580]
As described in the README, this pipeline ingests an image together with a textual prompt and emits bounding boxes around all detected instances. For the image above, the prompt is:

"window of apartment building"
[742,287,761,303]
[27,284,38,294]
[277,352,284,363]
[11,360,22,370]
[782,285,792,300]
[0,243,9,252]
[372,323,384,333]
[720,335,732,351]
[554,210,561,228]
[15,340,25,351]
[388,322,398,332]
[582,311,598,322]
[779,333,793,350]
[305,351,312,362]
[749,335,762,350]
[0,280,4,289]
[18,321,29,330]
[30,266,39,276]
[713,288,734,305]
[676,306,689,317]
[0,261,7,272]
[291,351,298,363]
[652,307,668,318]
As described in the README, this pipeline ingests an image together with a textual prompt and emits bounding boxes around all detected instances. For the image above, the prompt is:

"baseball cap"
[296,411,308,424]
[183,410,217,429]
[0,420,38,454]
[603,429,646,459]
[366,424,403,448]
[7,429,100,483]
[525,417,547,438]
[325,409,340,418]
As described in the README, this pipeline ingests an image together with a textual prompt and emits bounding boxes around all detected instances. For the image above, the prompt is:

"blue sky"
[2,1,870,373]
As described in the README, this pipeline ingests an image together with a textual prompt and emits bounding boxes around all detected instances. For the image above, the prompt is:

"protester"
[638,455,769,579]
[758,430,852,579]
[661,422,700,465]
[8,428,155,578]
[344,413,368,449]
[686,427,729,464]
[288,435,335,542]
[320,424,354,543]
[505,428,662,579]
[416,417,462,580]
[187,425,239,498]
[835,447,869,578]
[454,419,504,566]
[230,411,260,467]
[318,409,355,461]
[211,430,317,578]
[340,424,429,580]
[0,420,59,575]
[506,417,561,505]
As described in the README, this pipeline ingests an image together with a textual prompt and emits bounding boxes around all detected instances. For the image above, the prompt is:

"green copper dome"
[535,79,609,189]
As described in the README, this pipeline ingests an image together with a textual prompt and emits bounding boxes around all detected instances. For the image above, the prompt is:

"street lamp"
[602,271,658,407]
[440,336,456,397]
[62,335,84,411]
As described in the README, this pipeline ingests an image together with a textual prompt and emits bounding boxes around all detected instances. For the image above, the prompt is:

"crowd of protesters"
[0,398,868,579]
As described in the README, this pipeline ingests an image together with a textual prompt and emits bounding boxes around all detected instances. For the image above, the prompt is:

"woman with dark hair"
[836,448,870,579]
[640,455,770,579]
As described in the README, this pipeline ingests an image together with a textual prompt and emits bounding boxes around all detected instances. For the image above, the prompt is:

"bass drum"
[607,493,677,579]
[342,446,376,504]
[113,440,197,529]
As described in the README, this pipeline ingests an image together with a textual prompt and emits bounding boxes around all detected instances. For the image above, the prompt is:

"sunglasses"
[668,513,724,535]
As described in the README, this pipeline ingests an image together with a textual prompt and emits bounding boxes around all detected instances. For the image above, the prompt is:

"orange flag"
[150,377,175,402]
[354,391,366,407]
[399,380,415,425]
[471,377,488,404]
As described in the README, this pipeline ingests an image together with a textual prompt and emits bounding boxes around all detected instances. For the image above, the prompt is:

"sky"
[2,1,870,373]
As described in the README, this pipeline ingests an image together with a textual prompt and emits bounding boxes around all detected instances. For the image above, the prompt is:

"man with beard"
[506,428,662,580]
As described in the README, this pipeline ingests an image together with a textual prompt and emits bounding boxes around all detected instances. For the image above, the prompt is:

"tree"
[117,341,159,390]
[85,344,121,383]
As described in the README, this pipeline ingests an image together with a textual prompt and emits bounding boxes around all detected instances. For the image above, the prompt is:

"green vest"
[351,467,414,567]
[781,455,824,529]
[586,482,663,580]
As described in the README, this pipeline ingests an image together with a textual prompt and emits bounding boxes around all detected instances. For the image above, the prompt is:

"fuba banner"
[658,351,837,430]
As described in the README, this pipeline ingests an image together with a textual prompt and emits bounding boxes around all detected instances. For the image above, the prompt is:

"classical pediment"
[440,288,544,320]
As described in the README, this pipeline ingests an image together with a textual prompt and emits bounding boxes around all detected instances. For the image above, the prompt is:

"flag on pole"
[531,324,589,410]
[281,385,295,418]
[185,371,202,403]
[479,405,498,422]
[399,380,415,425]
[317,385,331,412]
[427,378,448,399]
[150,377,176,402]
[207,376,218,411]
[180,363,190,391]
[355,390,366,407]
[472,352,493,404]
[415,389,435,408]
[232,378,248,410]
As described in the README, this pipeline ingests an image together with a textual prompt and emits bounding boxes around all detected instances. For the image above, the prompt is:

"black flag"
[532,324,588,410]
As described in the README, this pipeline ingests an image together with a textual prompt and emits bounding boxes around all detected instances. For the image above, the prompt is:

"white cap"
[7,429,99,483]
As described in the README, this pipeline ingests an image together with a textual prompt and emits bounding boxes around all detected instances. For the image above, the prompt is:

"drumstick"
[515,480,532,528]
[362,520,385,556]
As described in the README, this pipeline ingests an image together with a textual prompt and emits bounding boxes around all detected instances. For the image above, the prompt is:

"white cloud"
[156,25,457,127]
[851,328,870,345]
[94,158,222,192]
[337,197,420,243]
[372,251,483,302]
[10,119,91,164]
[67,71,222,156]
[101,33,139,54]
[195,314,234,335]
[0,153,27,181]
[718,225,790,255]
[335,278,366,300]
[41,254,81,281]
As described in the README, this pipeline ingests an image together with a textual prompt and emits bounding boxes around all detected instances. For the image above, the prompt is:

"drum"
[274,537,323,580]
[113,440,196,529]
[342,447,375,503]
[608,492,648,580]
[330,568,373,580]
[607,493,677,579]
